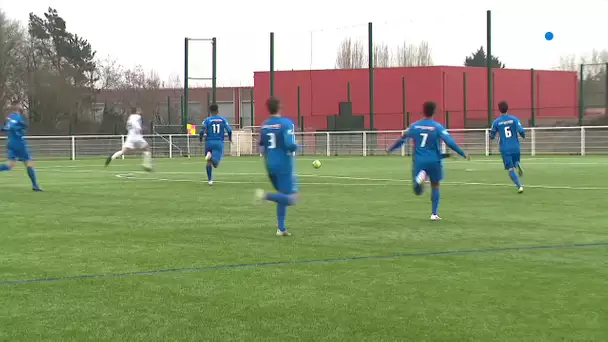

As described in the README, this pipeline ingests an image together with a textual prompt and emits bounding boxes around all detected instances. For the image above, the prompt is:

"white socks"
[111,150,123,160]
[142,151,151,165]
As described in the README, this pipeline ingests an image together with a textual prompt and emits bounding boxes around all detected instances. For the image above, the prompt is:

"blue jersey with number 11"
[259,116,298,173]
[201,115,232,142]
[490,114,525,154]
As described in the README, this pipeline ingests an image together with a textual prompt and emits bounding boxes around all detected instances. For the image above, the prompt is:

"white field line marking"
[114,174,387,187]
[31,157,608,171]
[112,172,608,191]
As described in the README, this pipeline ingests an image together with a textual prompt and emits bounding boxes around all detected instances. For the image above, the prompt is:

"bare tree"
[556,54,577,71]
[394,41,434,67]
[0,11,27,108]
[165,73,181,89]
[373,43,390,68]
[335,37,365,69]
[97,56,125,90]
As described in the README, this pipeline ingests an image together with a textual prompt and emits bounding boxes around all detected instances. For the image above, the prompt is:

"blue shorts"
[501,153,520,170]
[205,141,224,164]
[7,146,31,162]
[268,172,298,195]
[412,161,443,183]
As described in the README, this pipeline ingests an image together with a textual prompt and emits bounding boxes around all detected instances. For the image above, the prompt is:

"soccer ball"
[312,160,322,169]
[142,164,153,172]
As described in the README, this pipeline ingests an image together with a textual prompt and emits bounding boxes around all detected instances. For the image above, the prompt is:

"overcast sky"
[3,0,607,87]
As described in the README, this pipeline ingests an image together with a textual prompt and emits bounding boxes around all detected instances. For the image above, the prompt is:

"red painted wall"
[254,66,578,130]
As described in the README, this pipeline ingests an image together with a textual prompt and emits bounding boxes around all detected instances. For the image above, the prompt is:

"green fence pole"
[211,37,217,104]
[530,69,535,127]
[402,77,407,128]
[463,72,468,128]
[301,116,305,131]
[206,92,210,115]
[445,111,450,129]
[113,123,117,135]
[250,88,254,127]
[406,112,410,127]
[270,32,275,96]
[180,95,184,123]
[297,86,302,131]
[167,96,171,125]
[183,38,189,132]
[347,82,351,102]
[486,10,493,127]
[368,22,374,130]
[605,63,608,117]
[578,64,584,126]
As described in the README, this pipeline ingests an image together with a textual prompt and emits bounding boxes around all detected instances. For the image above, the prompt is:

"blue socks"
[0,164,11,171]
[265,193,292,205]
[431,188,440,215]
[206,165,212,181]
[508,169,522,187]
[277,204,287,232]
[27,166,39,188]
[265,193,295,232]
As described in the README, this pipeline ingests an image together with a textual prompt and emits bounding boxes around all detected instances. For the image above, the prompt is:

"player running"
[105,107,153,171]
[490,100,525,193]
[0,101,42,191]
[387,101,469,220]
[254,97,298,236]
[199,104,232,185]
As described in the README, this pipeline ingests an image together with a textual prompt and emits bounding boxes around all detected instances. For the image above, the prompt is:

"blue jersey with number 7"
[406,119,466,164]
[259,116,298,173]
[490,114,525,154]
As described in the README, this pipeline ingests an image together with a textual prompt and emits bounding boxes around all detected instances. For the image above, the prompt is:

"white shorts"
[123,136,148,150]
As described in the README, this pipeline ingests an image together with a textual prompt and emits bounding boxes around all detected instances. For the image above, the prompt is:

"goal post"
[184,37,217,131]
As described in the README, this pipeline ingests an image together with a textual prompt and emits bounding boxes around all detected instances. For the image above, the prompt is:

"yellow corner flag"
[186,124,196,135]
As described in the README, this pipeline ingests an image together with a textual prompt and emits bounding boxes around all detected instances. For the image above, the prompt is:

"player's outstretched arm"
[439,130,467,159]
[198,126,206,143]
[224,118,233,142]
[387,131,410,153]
[489,120,498,140]
[517,119,526,138]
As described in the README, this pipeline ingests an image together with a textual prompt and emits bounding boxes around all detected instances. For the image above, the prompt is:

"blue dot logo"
[545,32,554,41]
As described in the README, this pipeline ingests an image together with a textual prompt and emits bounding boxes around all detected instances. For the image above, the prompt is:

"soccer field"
[1,156,607,340]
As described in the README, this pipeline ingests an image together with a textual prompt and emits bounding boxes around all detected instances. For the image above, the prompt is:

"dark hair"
[266,96,280,115]
[423,101,436,117]
[209,104,219,114]
[130,107,138,114]
[498,101,508,114]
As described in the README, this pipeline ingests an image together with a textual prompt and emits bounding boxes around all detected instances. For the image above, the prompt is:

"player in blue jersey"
[199,104,232,185]
[490,101,525,193]
[0,101,42,191]
[387,101,468,220]
[254,97,298,236]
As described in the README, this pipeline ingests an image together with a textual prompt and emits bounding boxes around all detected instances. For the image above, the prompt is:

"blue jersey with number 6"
[201,115,231,142]
[259,116,298,173]
[490,114,525,154]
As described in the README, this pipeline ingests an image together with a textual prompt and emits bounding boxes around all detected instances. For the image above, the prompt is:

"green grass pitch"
[1,156,607,340]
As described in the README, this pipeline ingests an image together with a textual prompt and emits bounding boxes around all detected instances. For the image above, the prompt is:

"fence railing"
[1,126,607,160]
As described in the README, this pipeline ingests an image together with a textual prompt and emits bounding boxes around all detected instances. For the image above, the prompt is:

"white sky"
[3,0,607,87]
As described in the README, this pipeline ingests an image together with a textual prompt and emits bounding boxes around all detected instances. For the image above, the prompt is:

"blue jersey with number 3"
[259,116,298,173]
[201,115,231,142]
[490,114,525,154]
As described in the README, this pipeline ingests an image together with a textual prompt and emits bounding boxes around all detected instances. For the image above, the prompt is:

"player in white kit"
[105,107,153,171]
